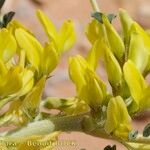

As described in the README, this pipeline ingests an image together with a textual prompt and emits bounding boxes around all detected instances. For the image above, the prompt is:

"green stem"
[2,111,150,149]
[90,0,100,12]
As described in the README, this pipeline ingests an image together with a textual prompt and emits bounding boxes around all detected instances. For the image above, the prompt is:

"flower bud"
[102,15,125,62]
[105,96,132,139]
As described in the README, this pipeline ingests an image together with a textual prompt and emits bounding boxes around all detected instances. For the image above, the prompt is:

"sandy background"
[1,0,150,149]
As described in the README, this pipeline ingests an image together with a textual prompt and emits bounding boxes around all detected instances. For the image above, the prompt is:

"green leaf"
[143,123,150,137]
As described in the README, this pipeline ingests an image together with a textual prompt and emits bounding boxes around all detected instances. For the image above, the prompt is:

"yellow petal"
[58,20,76,53]
[0,60,7,77]
[7,20,32,35]
[85,19,103,44]
[40,42,59,76]
[15,28,43,70]
[36,10,57,41]
[119,8,133,44]
[128,31,149,73]
[86,39,103,70]
[123,60,147,113]
[105,96,132,139]
[0,28,17,62]
[21,77,46,119]
[19,68,34,96]
[102,15,125,62]
[69,55,87,91]
[79,69,106,107]
[103,42,122,88]
[0,67,22,97]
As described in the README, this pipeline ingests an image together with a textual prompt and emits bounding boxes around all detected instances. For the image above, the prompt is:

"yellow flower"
[105,96,132,139]
[37,10,76,53]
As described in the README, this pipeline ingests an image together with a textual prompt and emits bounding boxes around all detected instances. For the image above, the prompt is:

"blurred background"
[3,0,150,150]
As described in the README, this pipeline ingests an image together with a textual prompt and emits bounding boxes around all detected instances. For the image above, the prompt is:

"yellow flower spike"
[123,60,147,113]
[21,76,46,119]
[0,28,17,62]
[86,39,103,70]
[119,8,133,44]
[37,10,76,53]
[15,28,43,70]
[85,19,103,44]
[105,96,132,139]
[79,69,106,107]
[102,15,125,62]
[128,31,149,73]
[103,42,122,89]
[40,42,59,76]
[69,55,87,91]
[0,66,22,97]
